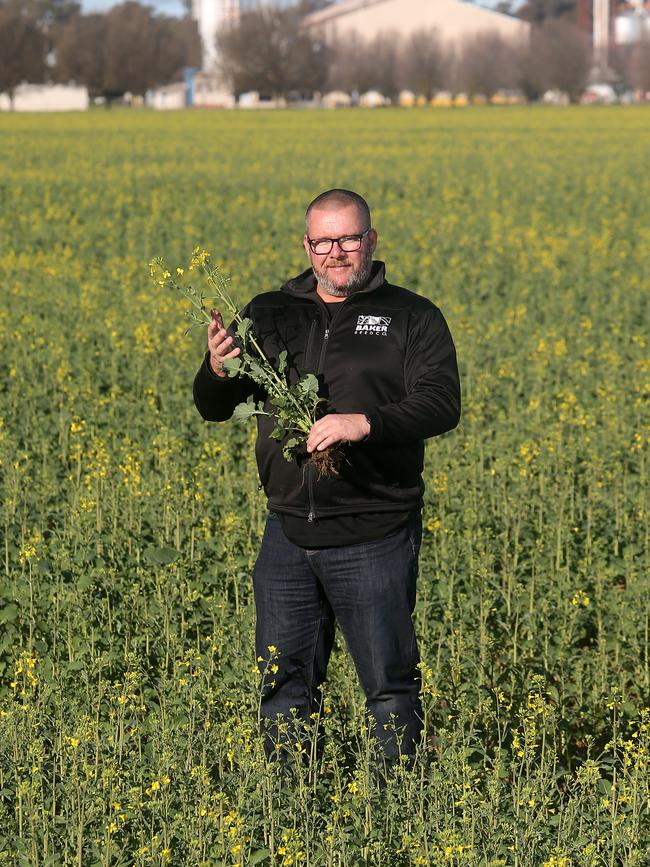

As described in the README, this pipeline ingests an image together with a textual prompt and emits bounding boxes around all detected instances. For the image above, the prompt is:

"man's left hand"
[307,413,370,453]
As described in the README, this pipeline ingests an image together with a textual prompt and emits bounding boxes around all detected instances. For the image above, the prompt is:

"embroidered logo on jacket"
[355,315,392,336]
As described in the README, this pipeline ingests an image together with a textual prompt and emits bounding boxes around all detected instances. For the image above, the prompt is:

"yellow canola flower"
[571,590,591,607]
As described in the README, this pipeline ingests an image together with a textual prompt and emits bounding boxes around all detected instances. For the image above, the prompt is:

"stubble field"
[0,106,649,866]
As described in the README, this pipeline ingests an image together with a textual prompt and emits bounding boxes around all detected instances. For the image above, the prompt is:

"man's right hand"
[207,309,241,378]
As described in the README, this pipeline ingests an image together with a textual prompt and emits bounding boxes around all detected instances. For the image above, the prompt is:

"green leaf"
[248,361,267,383]
[270,394,288,410]
[546,685,559,704]
[66,660,85,671]
[236,317,253,340]
[297,373,319,395]
[277,350,288,374]
[144,546,180,565]
[222,357,241,376]
[282,437,304,461]
[76,574,94,591]
[233,398,260,421]
[249,850,271,865]
[0,603,18,624]
[37,558,52,575]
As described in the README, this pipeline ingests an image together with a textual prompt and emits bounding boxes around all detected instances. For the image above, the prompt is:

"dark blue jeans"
[253,510,423,761]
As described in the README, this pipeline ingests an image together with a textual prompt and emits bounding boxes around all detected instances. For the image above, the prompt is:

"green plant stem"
[203,262,314,430]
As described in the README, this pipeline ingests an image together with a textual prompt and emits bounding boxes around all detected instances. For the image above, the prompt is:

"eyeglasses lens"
[312,236,362,255]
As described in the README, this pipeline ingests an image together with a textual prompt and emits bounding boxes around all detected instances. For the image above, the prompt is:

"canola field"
[0,107,649,866]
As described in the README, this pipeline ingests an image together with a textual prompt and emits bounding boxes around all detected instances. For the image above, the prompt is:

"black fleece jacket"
[193,261,461,521]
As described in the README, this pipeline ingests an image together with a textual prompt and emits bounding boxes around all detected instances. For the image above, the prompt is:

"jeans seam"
[307,596,325,712]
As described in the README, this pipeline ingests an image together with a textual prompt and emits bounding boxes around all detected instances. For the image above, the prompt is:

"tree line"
[1,0,649,107]
[217,6,650,103]
[0,0,200,107]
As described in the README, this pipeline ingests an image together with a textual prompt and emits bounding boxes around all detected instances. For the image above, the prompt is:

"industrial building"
[614,0,650,45]
[301,0,530,48]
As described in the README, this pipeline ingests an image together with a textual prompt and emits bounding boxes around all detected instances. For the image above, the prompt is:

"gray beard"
[314,253,373,297]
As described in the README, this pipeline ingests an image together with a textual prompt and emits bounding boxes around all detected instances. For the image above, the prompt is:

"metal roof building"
[303,0,529,45]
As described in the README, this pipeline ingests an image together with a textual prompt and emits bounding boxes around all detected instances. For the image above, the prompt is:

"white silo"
[192,0,240,72]
[615,11,643,44]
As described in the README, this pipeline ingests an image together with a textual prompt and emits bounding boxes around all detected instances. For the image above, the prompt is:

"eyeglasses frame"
[306,227,372,256]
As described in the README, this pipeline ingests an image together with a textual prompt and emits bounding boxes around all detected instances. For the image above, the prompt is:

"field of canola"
[0,106,649,866]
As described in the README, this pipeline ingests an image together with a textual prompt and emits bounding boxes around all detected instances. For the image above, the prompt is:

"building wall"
[192,73,236,107]
[303,0,529,46]
[0,84,88,112]
[148,83,187,110]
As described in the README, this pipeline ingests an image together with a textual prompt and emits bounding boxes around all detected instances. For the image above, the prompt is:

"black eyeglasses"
[307,228,371,255]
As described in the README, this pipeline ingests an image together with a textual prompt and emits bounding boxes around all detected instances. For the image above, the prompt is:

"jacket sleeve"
[365,305,461,444]
[192,304,265,422]
[193,350,261,422]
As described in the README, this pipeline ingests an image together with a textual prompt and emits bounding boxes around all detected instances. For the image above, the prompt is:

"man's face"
[304,204,378,297]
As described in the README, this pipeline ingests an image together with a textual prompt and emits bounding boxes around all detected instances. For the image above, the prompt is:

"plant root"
[308,444,343,479]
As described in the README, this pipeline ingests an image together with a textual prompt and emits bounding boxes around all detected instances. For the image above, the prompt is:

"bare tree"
[514,19,591,102]
[516,0,577,24]
[327,30,401,99]
[55,12,105,93]
[102,2,160,96]
[216,7,328,99]
[367,30,401,101]
[19,0,80,26]
[13,0,80,59]
[0,1,46,108]
[457,30,518,100]
[536,18,591,101]
[55,3,200,99]
[515,26,550,100]
[326,31,376,95]
[399,27,449,100]
[628,36,650,95]
[151,15,201,85]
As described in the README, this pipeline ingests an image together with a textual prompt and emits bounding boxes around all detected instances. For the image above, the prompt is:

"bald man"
[194,189,461,768]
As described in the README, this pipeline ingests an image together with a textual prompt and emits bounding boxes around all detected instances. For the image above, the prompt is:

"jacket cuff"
[202,351,230,383]
[364,409,383,443]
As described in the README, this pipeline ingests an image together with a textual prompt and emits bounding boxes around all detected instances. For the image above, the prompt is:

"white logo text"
[355,315,392,336]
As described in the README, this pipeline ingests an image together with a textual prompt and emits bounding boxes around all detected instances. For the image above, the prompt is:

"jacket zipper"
[306,298,358,521]
[307,314,332,522]
[316,327,329,374]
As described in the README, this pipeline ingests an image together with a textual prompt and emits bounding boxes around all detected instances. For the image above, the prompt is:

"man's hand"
[207,308,240,378]
[307,414,370,453]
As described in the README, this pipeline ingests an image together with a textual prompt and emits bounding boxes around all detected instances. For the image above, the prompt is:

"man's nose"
[330,240,346,257]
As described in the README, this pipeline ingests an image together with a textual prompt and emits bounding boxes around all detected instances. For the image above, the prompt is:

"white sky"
[81,0,186,14]
[80,0,505,17]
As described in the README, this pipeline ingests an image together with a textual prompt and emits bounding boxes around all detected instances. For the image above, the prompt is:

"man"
[193,189,460,763]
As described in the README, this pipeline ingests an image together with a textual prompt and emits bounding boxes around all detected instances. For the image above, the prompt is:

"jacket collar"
[281,260,387,299]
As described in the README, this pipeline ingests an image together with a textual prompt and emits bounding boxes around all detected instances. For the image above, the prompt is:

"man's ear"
[303,234,311,257]
[368,228,378,254]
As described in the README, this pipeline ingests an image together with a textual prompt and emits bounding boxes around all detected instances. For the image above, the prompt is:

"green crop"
[0,106,648,865]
